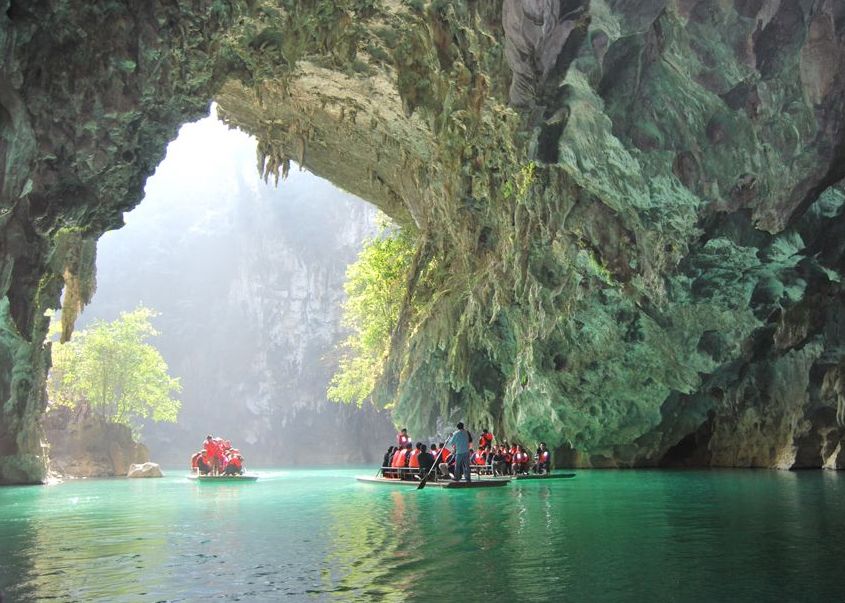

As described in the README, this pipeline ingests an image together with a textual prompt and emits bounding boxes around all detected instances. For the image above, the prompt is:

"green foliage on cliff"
[328,222,418,407]
[47,307,181,433]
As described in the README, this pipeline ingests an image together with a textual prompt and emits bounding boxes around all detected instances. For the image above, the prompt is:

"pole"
[417,434,453,490]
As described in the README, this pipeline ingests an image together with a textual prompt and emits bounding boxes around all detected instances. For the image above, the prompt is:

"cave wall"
[2,0,845,482]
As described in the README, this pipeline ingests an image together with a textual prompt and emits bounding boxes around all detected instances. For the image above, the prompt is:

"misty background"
[77,108,395,467]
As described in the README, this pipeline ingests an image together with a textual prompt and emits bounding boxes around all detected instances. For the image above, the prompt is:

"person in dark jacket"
[416,444,435,479]
[382,446,395,477]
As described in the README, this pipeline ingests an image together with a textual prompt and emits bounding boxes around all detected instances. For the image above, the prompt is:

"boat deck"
[514,473,576,480]
[356,475,510,488]
[187,474,259,482]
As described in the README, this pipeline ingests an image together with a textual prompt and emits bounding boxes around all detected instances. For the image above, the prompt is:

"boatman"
[451,422,473,483]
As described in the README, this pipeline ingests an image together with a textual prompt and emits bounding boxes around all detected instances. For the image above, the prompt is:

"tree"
[328,221,418,406]
[48,306,181,433]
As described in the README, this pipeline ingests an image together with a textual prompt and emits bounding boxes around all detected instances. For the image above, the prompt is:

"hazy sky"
[100,104,355,246]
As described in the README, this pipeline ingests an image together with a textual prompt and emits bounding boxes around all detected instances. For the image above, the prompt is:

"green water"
[1,468,843,602]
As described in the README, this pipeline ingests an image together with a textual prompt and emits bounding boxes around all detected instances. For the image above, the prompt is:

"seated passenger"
[513,446,530,475]
[224,453,244,475]
[409,442,422,476]
[391,446,406,477]
[478,429,494,450]
[437,441,452,478]
[417,444,435,480]
[536,442,551,474]
[382,446,395,477]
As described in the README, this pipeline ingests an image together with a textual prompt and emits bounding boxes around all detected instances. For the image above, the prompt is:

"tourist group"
[380,423,551,482]
[190,435,246,476]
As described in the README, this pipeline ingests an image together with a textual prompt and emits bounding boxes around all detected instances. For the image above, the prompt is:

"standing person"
[397,428,411,448]
[203,435,220,475]
[451,422,473,483]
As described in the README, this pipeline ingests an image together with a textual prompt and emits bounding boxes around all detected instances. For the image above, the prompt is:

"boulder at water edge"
[127,463,163,478]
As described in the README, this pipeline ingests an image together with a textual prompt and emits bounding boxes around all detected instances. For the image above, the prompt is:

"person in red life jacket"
[535,442,551,474]
[408,442,422,477]
[501,445,513,469]
[391,446,406,478]
[437,441,452,478]
[478,429,494,450]
[513,445,530,475]
[472,448,486,466]
[224,452,244,475]
[203,435,220,475]
[397,428,411,448]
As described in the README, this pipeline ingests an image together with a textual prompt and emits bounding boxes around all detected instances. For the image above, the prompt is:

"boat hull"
[356,475,510,488]
[187,474,259,482]
[514,473,576,480]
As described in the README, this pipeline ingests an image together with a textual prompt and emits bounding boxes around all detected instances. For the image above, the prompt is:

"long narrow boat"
[357,475,510,488]
[514,472,576,480]
[187,474,259,482]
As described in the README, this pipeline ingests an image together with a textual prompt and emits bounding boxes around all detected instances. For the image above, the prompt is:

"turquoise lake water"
[1,468,844,602]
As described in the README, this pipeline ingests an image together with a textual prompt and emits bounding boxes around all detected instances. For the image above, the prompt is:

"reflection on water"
[2,469,845,601]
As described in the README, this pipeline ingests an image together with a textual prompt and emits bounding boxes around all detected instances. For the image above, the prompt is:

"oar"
[417,435,452,490]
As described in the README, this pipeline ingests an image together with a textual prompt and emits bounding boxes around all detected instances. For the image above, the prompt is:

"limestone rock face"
[127,462,163,478]
[43,406,149,478]
[3,0,845,481]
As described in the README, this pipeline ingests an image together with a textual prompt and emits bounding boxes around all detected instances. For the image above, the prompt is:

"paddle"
[417,434,452,490]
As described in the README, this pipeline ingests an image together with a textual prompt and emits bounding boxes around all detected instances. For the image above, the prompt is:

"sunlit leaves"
[328,223,416,406]
[47,307,181,433]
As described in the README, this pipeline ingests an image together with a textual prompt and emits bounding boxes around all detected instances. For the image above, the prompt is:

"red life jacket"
[440,448,451,462]
[229,456,243,469]
[473,452,485,465]
[204,440,218,458]
[397,434,410,447]
[392,449,405,468]
[540,451,550,462]
[409,449,420,468]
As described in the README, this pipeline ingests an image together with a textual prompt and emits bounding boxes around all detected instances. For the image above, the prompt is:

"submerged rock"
[127,463,163,478]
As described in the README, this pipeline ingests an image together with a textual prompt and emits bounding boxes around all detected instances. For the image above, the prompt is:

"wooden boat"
[187,474,259,482]
[356,475,510,488]
[514,472,576,480]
